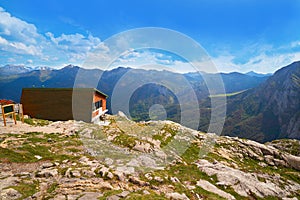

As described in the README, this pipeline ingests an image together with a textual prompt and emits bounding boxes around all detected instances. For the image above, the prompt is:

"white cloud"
[26,59,33,64]
[291,41,300,48]
[211,50,300,74]
[7,57,16,62]
[0,35,42,55]
[0,7,41,44]
[0,6,299,74]
[45,32,102,63]
[0,7,43,56]
[0,7,104,66]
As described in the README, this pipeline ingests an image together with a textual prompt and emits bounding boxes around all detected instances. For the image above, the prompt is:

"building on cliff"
[21,88,108,124]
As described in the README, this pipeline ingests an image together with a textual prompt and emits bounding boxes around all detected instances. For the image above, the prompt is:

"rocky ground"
[0,114,299,200]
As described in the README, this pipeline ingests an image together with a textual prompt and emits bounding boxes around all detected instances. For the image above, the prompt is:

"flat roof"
[22,88,108,98]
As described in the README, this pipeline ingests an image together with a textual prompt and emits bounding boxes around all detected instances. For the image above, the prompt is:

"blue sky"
[0,0,300,73]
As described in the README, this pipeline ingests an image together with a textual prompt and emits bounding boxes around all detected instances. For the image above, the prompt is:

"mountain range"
[0,64,269,104]
[0,64,50,76]
[0,62,298,143]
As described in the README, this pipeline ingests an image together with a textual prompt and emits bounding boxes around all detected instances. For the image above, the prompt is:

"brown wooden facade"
[21,88,108,122]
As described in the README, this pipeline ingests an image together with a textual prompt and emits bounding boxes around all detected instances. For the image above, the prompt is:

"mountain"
[184,71,269,93]
[200,61,300,142]
[0,64,52,76]
[1,114,300,199]
[245,71,272,77]
[0,65,267,104]
[0,65,105,102]
[0,64,32,76]
[0,64,281,141]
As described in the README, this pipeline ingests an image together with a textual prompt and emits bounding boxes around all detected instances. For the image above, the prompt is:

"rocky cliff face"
[259,61,300,139]
[0,115,299,199]
[222,61,300,142]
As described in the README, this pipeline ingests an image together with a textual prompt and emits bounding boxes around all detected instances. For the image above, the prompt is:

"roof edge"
[22,88,108,97]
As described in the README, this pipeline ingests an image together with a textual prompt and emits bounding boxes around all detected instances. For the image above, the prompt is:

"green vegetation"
[47,183,58,194]
[152,124,178,147]
[209,90,246,98]
[112,133,138,149]
[98,190,123,200]
[24,118,51,126]
[127,192,167,200]
[9,180,39,200]
[181,143,201,163]
[266,139,300,156]
[0,132,83,163]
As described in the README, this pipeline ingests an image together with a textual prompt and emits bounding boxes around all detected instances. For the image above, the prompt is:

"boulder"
[129,176,149,186]
[165,192,189,200]
[196,159,300,198]
[78,192,103,200]
[133,142,153,153]
[196,179,236,200]
[282,154,300,170]
[41,162,55,169]
[0,188,22,200]
[36,169,58,178]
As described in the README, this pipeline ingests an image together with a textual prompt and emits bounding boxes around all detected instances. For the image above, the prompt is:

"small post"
[1,106,6,126]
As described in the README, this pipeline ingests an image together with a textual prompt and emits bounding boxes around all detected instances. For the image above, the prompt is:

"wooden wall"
[21,88,93,122]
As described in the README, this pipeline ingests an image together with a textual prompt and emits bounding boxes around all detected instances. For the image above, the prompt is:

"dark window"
[94,100,102,110]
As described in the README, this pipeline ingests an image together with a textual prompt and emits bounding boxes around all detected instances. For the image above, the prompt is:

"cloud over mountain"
[0,7,103,66]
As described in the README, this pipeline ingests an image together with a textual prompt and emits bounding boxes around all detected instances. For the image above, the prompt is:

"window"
[94,100,102,110]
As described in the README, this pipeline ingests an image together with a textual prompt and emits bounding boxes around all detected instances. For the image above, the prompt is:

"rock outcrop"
[0,115,299,199]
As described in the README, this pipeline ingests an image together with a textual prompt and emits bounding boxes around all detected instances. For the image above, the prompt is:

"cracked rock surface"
[0,114,299,199]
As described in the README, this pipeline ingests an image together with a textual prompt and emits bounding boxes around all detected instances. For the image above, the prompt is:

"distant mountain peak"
[0,64,32,76]
[64,64,79,69]
[245,71,272,77]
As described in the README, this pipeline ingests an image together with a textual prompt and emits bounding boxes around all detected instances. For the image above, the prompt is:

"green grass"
[0,132,83,163]
[112,133,137,149]
[47,182,58,194]
[209,90,246,98]
[0,147,33,162]
[152,124,178,147]
[181,143,201,163]
[24,118,51,126]
[266,139,300,156]
[98,190,122,200]
[9,180,39,200]
[127,192,167,200]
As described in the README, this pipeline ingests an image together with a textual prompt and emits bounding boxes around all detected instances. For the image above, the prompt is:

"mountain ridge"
[218,61,300,142]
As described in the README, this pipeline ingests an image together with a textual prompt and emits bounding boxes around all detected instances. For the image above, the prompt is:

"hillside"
[0,65,269,132]
[0,114,299,199]
[0,65,268,103]
[199,61,300,142]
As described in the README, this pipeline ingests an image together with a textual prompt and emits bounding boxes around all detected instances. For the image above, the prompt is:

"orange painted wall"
[93,92,107,111]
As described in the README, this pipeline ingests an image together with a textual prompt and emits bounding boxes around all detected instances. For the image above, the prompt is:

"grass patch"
[10,180,39,199]
[152,125,178,147]
[127,192,167,200]
[112,134,137,149]
[98,189,123,200]
[181,143,201,163]
[47,182,58,194]
[0,132,82,163]
[24,118,51,126]
[0,147,32,162]
[209,90,246,98]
